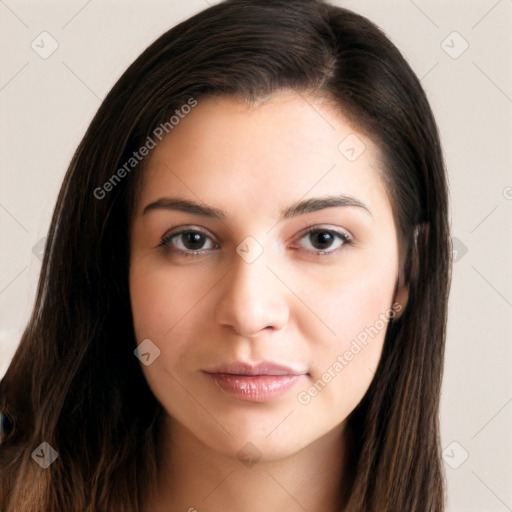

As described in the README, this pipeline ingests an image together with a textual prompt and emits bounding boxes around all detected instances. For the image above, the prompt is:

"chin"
[214,437,308,465]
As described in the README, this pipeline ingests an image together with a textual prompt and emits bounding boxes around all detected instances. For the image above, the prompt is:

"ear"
[391,235,411,320]
[391,222,425,320]
[392,282,409,320]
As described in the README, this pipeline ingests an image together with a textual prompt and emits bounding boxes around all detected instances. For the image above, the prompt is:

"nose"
[214,249,289,337]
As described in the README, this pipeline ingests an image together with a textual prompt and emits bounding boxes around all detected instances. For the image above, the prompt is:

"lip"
[204,361,307,376]
[202,361,308,402]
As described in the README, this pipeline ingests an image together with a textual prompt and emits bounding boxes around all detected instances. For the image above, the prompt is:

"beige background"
[1,1,511,510]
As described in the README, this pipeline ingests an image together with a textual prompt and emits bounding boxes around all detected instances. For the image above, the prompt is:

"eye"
[298,227,352,254]
[158,227,217,254]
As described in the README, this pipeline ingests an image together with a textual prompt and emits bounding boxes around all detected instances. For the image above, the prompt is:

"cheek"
[129,261,218,396]
[129,272,166,341]
[295,249,398,349]
[293,252,397,413]
[129,265,199,399]
[129,261,210,341]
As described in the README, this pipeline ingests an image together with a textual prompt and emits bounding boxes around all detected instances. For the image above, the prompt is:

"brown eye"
[299,228,352,253]
[159,228,217,253]
[310,231,335,250]
[181,232,208,250]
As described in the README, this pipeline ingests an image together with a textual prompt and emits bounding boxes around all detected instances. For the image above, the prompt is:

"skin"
[129,90,408,512]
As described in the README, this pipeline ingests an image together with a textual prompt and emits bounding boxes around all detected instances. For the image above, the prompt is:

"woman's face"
[129,90,407,461]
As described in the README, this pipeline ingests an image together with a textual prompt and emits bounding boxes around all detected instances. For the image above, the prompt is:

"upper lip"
[203,361,307,376]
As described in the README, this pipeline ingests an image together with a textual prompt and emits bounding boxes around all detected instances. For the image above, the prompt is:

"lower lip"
[205,373,305,402]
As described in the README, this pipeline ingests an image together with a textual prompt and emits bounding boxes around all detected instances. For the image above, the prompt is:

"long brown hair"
[0,0,451,510]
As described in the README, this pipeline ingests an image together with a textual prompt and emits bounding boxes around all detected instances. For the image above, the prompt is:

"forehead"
[136,90,389,219]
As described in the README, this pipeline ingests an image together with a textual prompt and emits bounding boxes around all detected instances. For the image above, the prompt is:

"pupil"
[185,232,204,250]
[312,232,333,249]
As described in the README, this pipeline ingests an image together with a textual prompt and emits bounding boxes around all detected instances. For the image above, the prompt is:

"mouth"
[203,360,308,376]
[202,361,309,402]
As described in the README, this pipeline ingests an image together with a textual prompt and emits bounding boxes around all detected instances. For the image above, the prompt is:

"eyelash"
[158,225,354,258]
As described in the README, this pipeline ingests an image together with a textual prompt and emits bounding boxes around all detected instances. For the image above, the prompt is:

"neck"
[146,415,351,512]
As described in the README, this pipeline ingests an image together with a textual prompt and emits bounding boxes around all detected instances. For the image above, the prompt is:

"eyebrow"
[282,195,372,219]
[142,194,372,219]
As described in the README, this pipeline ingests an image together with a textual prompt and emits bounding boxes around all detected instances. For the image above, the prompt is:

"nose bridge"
[214,244,288,336]
[232,252,272,300]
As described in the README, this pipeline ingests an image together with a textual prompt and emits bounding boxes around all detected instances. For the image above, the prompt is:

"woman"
[0,0,451,510]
